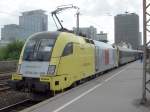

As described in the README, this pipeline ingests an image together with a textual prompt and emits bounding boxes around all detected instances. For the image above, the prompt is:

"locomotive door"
[58,42,75,75]
[58,43,83,81]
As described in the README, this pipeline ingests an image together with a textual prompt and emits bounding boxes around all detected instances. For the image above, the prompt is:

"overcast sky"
[0,0,143,43]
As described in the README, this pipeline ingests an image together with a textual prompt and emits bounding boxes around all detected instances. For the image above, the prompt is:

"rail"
[0,99,39,112]
[0,72,13,93]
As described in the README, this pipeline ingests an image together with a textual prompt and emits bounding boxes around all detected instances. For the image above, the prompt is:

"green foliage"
[0,40,24,61]
[0,47,6,60]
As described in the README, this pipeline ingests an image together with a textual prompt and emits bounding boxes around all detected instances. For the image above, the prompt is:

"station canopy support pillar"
[141,0,150,104]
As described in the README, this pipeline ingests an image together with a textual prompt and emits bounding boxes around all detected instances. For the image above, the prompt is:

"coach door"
[95,46,99,72]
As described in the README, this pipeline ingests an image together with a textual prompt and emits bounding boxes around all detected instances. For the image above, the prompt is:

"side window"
[90,40,94,44]
[62,43,73,56]
[85,38,91,43]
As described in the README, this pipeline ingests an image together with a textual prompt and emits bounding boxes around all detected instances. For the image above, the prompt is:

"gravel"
[0,90,28,108]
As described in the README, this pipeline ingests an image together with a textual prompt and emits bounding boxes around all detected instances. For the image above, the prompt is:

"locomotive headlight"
[47,65,56,75]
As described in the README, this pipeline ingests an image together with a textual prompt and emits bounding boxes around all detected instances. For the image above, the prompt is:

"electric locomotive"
[9,31,140,96]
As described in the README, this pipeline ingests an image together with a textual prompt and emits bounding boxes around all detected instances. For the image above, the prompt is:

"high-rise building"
[0,40,10,47]
[1,9,48,41]
[1,24,23,41]
[114,13,140,49]
[73,26,97,40]
[19,9,48,39]
[139,32,142,45]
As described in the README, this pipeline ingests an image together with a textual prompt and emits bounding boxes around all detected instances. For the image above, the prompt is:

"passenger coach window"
[62,43,73,56]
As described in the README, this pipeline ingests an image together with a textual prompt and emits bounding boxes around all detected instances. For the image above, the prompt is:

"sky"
[0,0,143,43]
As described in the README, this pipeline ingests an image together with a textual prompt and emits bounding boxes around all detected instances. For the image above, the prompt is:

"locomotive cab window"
[23,33,57,61]
[62,43,73,56]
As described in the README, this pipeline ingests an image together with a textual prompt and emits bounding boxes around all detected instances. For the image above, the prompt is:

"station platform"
[21,61,150,112]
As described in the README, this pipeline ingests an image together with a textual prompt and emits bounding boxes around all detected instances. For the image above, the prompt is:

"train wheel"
[76,80,81,85]
[50,91,55,97]
[30,93,50,101]
[72,82,77,88]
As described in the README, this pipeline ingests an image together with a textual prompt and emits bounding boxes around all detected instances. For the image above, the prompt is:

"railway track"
[0,72,12,79]
[0,83,10,92]
[0,71,14,75]
[0,99,39,112]
[0,71,13,81]
[0,71,40,112]
[0,72,13,92]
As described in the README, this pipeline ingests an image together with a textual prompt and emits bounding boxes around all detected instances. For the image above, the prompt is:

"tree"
[0,40,24,60]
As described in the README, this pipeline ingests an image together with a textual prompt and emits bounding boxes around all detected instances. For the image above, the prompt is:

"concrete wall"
[0,61,18,73]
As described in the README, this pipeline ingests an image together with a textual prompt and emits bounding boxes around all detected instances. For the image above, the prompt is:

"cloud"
[113,0,141,14]
[0,0,142,42]
[77,0,141,16]
[78,0,113,16]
